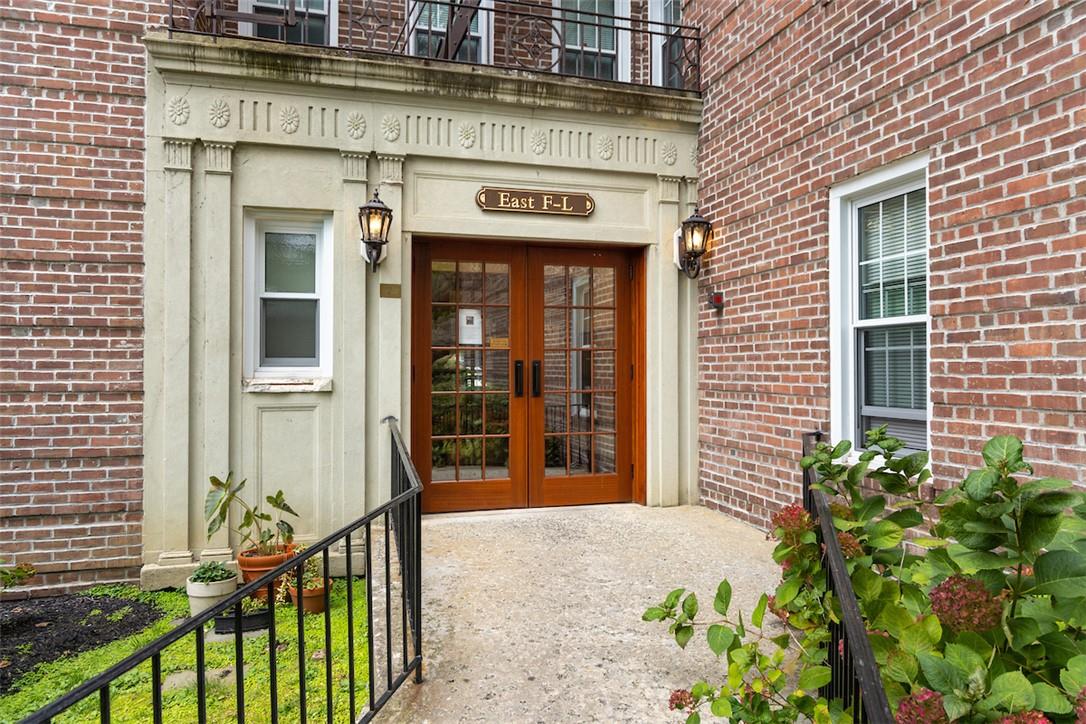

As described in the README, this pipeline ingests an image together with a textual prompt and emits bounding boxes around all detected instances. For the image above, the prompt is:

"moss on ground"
[0,581,370,722]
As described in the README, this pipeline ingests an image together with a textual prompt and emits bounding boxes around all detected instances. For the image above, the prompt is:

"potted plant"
[279,546,333,615]
[185,560,237,617]
[213,595,271,634]
[204,472,299,599]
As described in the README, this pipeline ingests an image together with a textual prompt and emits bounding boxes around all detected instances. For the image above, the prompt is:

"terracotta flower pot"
[289,580,330,614]
[237,544,295,599]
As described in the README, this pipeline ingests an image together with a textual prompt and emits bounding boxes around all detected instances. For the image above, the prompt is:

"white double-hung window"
[240,0,337,46]
[244,212,333,379]
[830,156,929,451]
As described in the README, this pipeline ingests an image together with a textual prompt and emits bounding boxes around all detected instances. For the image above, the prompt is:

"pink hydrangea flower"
[771,503,814,547]
[668,689,694,711]
[837,531,863,558]
[997,712,1051,724]
[929,575,1003,633]
[895,688,948,724]
[1075,686,1086,723]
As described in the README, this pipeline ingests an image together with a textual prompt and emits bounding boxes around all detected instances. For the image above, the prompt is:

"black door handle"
[531,360,541,397]
[514,360,524,397]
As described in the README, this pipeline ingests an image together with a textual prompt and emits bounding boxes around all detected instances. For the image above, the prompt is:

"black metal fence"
[801,431,893,724]
[167,0,702,92]
[22,419,422,724]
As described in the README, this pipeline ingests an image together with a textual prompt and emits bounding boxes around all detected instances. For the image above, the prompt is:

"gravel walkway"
[378,504,778,723]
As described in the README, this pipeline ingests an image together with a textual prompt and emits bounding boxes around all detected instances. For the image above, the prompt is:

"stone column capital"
[377,154,405,185]
[163,138,193,172]
[203,141,234,175]
[657,174,682,203]
[341,151,368,183]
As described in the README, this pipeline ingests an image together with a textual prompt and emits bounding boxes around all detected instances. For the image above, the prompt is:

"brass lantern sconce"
[679,208,712,279]
[359,189,393,272]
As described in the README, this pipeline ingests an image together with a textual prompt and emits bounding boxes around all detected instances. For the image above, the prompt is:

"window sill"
[242,377,333,393]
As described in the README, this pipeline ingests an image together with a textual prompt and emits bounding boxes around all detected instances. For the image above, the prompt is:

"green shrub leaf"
[675,624,694,649]
[982,435,1024,470]
[751,594,768,628]
[866,520,904,549]
[710,697,732,718]
[713,580,731,616]
[983,671,1035,712]
[707,624,734,657]
[1060,655,1086,693]
[664,587,685,609]
[682,593,698,620]
[642,606,667,621]
[1031,682,1072,714]
[775,577,801,606]
[1033,550,1086,597]
[918,652,964,693]
[798,666,832,691]
[963,468,998,501]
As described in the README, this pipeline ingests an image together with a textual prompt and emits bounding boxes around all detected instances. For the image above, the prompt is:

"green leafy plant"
[645,429,1086,723]
[189,561,236,584]
[0,561,35,589]
[276,546,332,606]
[204,473,299,556]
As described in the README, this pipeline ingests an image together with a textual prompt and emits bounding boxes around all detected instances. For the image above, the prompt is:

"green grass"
[0,581,370,723]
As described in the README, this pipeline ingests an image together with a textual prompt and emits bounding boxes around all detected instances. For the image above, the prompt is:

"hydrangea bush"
[644,429,1086,723]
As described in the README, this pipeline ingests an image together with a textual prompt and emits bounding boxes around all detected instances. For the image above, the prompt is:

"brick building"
[691,0,1085,527]
[2,0,1083,596]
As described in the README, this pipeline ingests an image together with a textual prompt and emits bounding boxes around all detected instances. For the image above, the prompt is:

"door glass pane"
[591,308,615,348]
[594,393,615,432]
[569,435,591,475]
[432,350,455,390]
[569,266,591,306]
[262,299,317,362]
[458,262,483,303]
[592,350,614,390]
[592,266,615,306]
[484,438,509,479]
[432,261,455,302]
[543,350,567,390]
[544,435,566,476]
[485,263,509,303]
[593,434,615,473]
[458,394,482,434]
[458,438,483,479]
[544,394,567,432]
[544,307,566,349]
[484,394,508,434]
[570,393,591,431]
[432,440,455,481]
[432,306,455,346]
[570,308,591,348]
[484,351,509,390]
[458,349,483,390]
[264,232,316,293]
[431,394,455,436]
[543,265,566,305]
[570,351,592,390]
[486,307,509,346]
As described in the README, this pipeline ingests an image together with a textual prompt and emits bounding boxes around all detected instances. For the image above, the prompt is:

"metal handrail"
[166,0,702,92]
[802,431,893,724]
[22,418,423,724]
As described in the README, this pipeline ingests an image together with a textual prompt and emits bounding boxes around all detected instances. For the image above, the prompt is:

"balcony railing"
[167,0,702,92]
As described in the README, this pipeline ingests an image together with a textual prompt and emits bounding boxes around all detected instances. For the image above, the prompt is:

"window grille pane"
[862,324,925,411]
[857,189,927,320]
[861,415,927,451]
[265,232,316,293]
[262,299,318,363]
[254,7,327,44]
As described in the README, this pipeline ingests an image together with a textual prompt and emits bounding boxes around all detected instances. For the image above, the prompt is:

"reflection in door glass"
[430,259,512,483]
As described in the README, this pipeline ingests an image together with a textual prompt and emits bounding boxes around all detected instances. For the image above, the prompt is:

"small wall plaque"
[475,187,595,216]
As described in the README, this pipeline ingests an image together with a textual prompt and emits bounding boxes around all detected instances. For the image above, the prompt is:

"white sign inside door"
[458,308,482,345]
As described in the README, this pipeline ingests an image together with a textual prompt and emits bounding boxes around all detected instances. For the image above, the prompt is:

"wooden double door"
[412,241,637,513]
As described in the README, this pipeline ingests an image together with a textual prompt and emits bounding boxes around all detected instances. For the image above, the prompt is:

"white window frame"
[407,0,494,65]
[239,0,339,47]
[829,155,930,452]
[551,0,631,84]
[649,0,682,87]
[243,210,334,380]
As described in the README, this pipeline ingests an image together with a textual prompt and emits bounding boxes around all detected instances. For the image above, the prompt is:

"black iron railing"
[167,0,702,92]
[21,419,422,724]
[801,431,893,724]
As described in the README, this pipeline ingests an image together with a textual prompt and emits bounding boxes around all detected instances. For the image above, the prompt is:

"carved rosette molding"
[381,115,401,142]
[167,96,190,126]
[341,151,367,182]
[661,141,678,166]
[208,98,230,128]
[204,142,233,174]
[530,129,547,155]
[163,138,193,171]
[457,122,476,149]
[346,111,366,140]
[597,135,614,161]
[280,105,300,134]
[377,154,404,185]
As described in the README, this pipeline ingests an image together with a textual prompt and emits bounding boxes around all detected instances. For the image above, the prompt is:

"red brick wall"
[689,0,1086,529]
[0,0,169,596]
